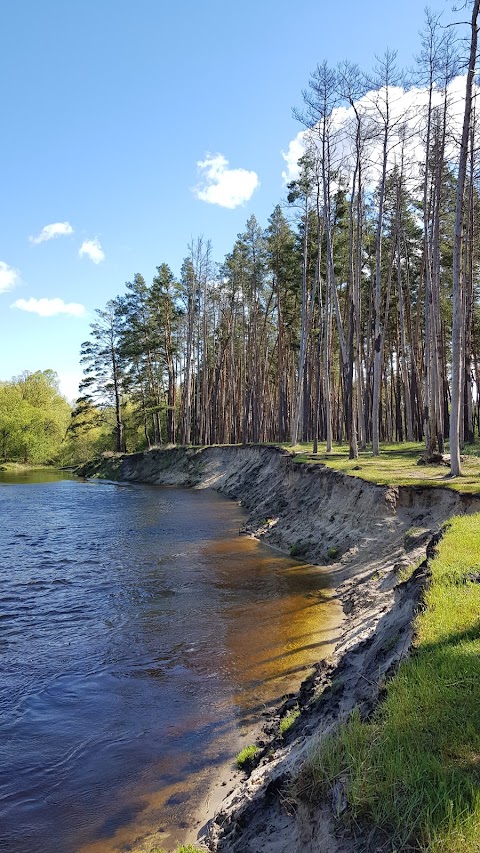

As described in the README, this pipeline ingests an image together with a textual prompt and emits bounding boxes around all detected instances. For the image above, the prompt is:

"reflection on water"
[0,467,74,485]
[0,472,342,853]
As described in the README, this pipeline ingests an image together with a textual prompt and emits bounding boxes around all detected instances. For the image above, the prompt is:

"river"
[0,471,342,853]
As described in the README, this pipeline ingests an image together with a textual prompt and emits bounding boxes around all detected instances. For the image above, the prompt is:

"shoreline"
[78,446,480,852]
[200,544,433,852]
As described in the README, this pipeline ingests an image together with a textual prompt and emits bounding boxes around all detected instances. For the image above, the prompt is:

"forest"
[0,371,71,464]
[5,7,480,474]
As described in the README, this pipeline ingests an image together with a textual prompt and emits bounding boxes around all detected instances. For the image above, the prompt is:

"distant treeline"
[74,6,480,475]
[0,371,71,463]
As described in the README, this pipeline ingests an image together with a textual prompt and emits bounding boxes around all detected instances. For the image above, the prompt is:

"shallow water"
[0,472,342,852]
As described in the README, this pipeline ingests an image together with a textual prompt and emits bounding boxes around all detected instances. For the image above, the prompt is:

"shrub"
[290,541,308,558]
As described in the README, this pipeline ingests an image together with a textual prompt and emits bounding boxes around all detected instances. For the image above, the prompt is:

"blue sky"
[0,0,460,400]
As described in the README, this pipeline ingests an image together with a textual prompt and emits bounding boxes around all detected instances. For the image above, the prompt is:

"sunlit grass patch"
[152,846,207,853]
[288,441,480,494]
[295,513,480,851]
[235,744,259,769]
[279,707,300,737]
[0,461,54,471]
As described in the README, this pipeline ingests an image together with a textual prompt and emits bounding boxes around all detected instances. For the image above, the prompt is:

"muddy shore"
[78,446,480,852]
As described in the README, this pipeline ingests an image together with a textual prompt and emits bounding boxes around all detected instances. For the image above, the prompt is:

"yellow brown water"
[0,473,342,853]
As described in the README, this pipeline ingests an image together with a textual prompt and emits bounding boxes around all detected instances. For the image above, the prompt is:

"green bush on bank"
[296,513,480,852]
[235,744,259,769]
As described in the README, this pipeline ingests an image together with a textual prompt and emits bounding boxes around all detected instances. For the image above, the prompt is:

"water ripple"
[0,473,340,853]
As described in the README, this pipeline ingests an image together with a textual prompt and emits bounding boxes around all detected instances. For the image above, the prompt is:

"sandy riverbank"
[78,446,480,852]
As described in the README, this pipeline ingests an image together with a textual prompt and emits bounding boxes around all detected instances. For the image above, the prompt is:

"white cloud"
[79,237,105,264]
[281,133,307,184]
[0,261,19,293]
[193,153,259,209]
[29,221,74,244]
[281,75,472,194]
[11,297,86,318]
[58,371,83,402]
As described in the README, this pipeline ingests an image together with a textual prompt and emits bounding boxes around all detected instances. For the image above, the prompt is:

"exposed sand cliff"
[78,446,480,852]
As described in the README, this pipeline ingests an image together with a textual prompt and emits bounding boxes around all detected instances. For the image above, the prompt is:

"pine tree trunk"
[450,0,479,476]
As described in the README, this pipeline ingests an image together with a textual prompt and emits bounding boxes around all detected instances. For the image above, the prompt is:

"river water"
[0,471,342,853]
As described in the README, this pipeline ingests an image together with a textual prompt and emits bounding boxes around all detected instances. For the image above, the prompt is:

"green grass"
[295,513,480,852]
[152,846,206,853]
[0,461,55,470]
[288,440,480,494]
[174,847,206,853]
[279,707,301,737]
[235,744,259,769]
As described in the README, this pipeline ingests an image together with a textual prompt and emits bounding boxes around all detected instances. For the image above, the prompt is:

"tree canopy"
[0,371,71,463]
[71,6,480,474]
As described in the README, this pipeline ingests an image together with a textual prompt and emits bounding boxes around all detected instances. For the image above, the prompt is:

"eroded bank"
[78,446,479,852]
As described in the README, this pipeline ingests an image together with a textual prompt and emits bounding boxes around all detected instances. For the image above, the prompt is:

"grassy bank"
[289,441,480,494]
[0,461,56,471]
[296,513,480,852]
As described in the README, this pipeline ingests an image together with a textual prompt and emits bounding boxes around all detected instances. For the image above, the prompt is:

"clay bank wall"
[78,444,476,581]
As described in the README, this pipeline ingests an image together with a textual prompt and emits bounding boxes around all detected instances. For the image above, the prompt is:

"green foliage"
[290,541,309,558]
[60,398,114,465]
[296,514,480,852]
[152,846,206,853]
[0,371,71,463]
[235,744,259,769]
[279,707,300,736]
[119,267,179,447]
[80,298,127,453]
[327,546,339,560]
[175,847,207,853]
